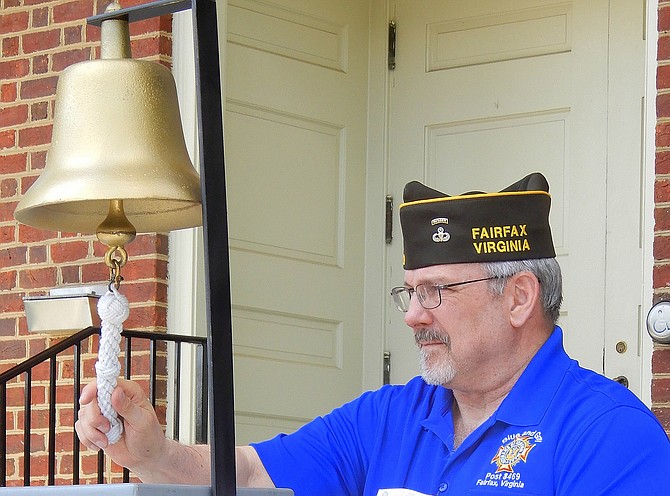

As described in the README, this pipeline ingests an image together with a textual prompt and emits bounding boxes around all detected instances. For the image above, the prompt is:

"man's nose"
[404,295,432,330]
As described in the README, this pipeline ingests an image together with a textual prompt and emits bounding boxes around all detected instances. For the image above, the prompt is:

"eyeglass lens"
[391,287,412,312]
[391,285,441,312]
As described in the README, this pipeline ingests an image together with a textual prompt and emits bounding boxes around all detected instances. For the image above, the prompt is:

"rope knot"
[97,286,130,324]
[95,285,129,445]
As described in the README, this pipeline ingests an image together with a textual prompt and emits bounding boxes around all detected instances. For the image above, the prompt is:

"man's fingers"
[76,381,113,450]
[115,378,147,401]
[78,380,98,405]
[75,404,111,450]
[111,379,153,428]
[77,378,159,459]
[78,431,106,451]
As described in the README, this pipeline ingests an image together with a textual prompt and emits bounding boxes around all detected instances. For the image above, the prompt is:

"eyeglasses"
[390,276,499,312]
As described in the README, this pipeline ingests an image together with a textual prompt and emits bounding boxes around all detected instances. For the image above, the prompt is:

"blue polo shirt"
[252,327,670,495]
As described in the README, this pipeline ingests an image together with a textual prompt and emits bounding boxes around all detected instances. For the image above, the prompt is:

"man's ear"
[507,271,541,328]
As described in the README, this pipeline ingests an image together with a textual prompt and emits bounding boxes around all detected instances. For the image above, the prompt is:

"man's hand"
[75,378,169,479]
[75,378,271,486]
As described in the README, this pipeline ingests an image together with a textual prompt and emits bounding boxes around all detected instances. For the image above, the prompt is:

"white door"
[384,0,647,397]
[224,0,370,444]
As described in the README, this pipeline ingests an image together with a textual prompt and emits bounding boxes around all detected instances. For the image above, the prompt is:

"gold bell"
[14,2,202,237]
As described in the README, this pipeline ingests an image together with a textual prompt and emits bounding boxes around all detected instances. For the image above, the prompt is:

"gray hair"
[482,258,563,324]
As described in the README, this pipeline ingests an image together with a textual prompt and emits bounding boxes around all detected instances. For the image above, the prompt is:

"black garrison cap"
[399,172,556,269]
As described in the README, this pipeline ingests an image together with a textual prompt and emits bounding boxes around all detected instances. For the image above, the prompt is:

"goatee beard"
[415,329,456,386]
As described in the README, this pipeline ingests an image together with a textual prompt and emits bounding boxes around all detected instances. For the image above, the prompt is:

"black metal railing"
[0,326,208,486]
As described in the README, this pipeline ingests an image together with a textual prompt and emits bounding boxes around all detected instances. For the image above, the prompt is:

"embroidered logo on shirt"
[476,431,542,490]
[491,434,536,473]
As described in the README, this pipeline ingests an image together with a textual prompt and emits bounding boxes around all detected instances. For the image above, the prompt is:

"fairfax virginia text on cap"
[399,173,556,269]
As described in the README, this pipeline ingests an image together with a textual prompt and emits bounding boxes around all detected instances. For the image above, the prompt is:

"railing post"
[97,450,104,484]
[123,333,131,484]
[173,342,182,441]
[23,371,32,485]
[1,383,6,485]
[195,342,208,444]
[48,357,57,485]
[73,342,82,485]
[149,340,157,408]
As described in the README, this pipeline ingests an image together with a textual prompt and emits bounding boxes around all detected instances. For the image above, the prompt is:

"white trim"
[168,8,200,339]
[362,0,392,392]
[167,8,205,443]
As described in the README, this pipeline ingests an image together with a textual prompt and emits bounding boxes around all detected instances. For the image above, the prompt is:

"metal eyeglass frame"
[390,276,499,312]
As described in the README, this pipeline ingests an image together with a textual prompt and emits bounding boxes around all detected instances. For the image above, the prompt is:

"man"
[76,173,670,495]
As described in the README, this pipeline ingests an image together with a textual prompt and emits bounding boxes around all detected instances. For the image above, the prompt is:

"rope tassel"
[95,285,129,444]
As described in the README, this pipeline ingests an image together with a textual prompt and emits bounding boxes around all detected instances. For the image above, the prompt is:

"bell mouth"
[15,197,202,235]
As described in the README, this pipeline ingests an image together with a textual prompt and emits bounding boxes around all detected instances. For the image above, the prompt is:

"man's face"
[403,263,508,390]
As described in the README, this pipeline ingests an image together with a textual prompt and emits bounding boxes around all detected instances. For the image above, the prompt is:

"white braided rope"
[95,286,129,445]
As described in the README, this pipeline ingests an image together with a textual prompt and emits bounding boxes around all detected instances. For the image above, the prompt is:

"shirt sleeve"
[554,405,670,495]
[251,386,397,496]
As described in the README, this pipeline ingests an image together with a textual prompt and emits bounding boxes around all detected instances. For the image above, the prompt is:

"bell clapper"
[97,199,136,289]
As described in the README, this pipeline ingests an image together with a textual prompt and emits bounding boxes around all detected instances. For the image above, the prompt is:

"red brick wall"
[0,0,172,484]
[656,1,670,434]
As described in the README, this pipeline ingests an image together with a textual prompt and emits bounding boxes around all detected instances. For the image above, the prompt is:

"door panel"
[385,0,646,396]
[225,0,370,444]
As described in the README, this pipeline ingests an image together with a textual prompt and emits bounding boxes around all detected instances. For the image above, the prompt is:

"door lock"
[613,376,629,388]
[615,341,627,354]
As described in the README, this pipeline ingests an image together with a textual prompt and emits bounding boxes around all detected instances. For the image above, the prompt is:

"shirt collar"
[420,326,570,441]
[421,385,455,447]
[494,325,570,425]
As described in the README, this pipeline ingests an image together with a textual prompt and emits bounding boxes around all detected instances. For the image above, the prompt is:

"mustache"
[414,329,450,347]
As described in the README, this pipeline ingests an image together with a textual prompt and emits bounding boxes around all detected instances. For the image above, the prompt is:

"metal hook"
[104,246,127,290]
[108,260,124,290]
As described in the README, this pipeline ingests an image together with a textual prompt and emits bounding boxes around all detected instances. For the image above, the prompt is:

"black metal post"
[191,0,237,494]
